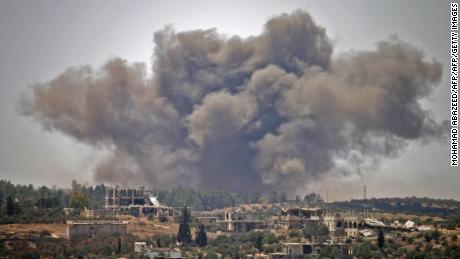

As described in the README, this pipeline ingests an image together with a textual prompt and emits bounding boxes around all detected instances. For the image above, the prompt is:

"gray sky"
[0,0,457,201]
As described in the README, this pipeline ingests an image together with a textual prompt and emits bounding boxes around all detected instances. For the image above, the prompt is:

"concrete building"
[269,242,351,259]
[104,187,176,220]
[66,220,128,239]
[281,207,323,228]
[105,187,151,210]
[281,201,363,239]
[196,216,220,230]
[223,210,267,233]
[134,242,147,253]
[341,215,360,238]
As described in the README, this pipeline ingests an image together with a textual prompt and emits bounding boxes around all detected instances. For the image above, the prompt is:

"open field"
[0,223,67,239]
[0,218,181,241]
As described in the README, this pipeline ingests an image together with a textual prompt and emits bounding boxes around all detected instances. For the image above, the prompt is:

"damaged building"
[281,200,363,239]
[104,187,176,220]
[223,210,267,233]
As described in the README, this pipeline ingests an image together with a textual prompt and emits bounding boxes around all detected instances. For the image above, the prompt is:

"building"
[281,201,364,240]
[105,187,151,210]
[134,242,147,253]
[104,187,176,220]
[341,215,361,238]
[281,207,323,228]
[223,210,267,233]
[269,242,351,259]
[63,207,75,215]
[196,216,220,230]
[66,220,128,239]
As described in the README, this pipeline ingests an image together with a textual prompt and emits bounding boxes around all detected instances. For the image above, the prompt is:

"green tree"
[246,231,264,255]
[5,195,20,216]
[177,206,192,245]
[377,229,385,249]
[195,224,208,247]
[353,241,374,259]
[288,230,302,238]
[117,237,122,254]
[69,191,90,209]
[303,221,329,240]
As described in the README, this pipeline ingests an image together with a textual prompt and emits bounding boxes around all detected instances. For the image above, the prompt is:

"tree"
[246,231,264,255]
[195,224,208,247]
[36,196,61,208]
[378,229,385,249]
[69,191,89,209]
[303,221,329,240]
[117,237,122,254]
[353,241,374,259]
[254,233,264,254]
[177,206,192,245]
[5,195,20,216]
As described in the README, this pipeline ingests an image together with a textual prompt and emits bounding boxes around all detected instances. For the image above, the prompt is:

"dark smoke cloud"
[19,10,447,193]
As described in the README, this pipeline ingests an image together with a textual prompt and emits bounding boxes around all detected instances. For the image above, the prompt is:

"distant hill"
[328,197,460,217]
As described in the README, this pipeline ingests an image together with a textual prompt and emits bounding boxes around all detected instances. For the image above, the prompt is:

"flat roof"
[67,220,128,225]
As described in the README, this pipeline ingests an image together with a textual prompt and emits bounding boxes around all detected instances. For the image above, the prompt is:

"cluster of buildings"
[66,187,178,239]
[63,188,436,258]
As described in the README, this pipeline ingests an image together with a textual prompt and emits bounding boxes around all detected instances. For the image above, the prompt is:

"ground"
[0,223,67,239]
[0,216,180,241]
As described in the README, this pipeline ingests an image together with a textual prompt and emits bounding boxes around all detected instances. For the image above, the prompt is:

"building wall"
[66,222,127,239]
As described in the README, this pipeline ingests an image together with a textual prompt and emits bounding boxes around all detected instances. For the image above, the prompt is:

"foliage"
[6,195,20,216]
[288,229,302,238]
[195,224,208,247]
[244,231,264,252]
[177,206,192,244]
[319,245,341,258]
[329,196,460,218]
[69,191,90,210]
[353,240,378,259]
[377,230,384,249]
[155,234,176,248]
[302,221,329,240]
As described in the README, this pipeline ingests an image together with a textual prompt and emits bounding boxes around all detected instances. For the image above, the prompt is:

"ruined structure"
[223,210,267,233]
[104,187,176,220]
[281,200,363,239]
[195,216,220,230]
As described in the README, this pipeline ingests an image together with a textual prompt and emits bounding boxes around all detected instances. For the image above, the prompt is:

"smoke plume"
[19,10,447,193]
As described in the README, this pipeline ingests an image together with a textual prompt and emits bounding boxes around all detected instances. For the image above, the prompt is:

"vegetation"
[69,191,90,210]
[195,224,207,247]
[302,221,329,240]
[0,234,137,258]
[177,206,192,245]
[329,196,460,217]
[377,229,384,249]
[0,179,294,224]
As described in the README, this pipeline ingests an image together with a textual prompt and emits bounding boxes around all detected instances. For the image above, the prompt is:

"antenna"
[363,185,367,200]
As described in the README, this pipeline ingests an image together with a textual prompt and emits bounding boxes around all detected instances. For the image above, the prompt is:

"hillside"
[329,197,460,218]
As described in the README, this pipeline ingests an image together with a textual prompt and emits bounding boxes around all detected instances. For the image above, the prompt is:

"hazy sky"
[0,0,457,201]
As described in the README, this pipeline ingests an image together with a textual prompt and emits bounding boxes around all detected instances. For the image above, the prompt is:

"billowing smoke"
[19,10,447,193]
